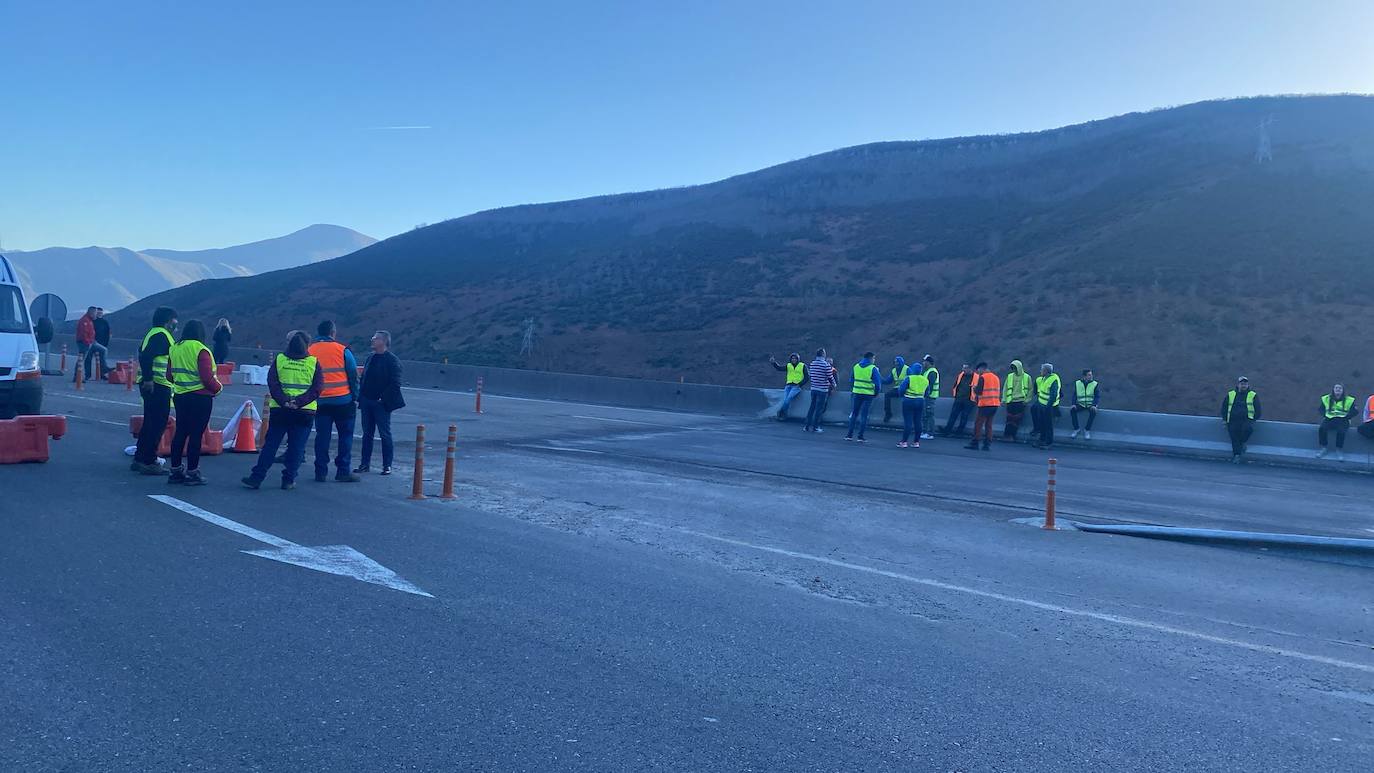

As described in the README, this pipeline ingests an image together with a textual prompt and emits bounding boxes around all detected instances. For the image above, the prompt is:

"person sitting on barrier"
[845,352,882,443]
[919,355,939,440]
[1070,369,1100,440]
[897,366,932,448]
[803,348,833,433]
[1317,383,1354,460]
[965,363,1001,451]
[1220,376,1261,463]
[1358,393,1374,441]
[769,353,808,420]
[882,355,909,424]
[939,363,976,437]
[165,320,222,486]
[1031,363,1062,450]
[1001,360,1032,442]
[243,331,324,490]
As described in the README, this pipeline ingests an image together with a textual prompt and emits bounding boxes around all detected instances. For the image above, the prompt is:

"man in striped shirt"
[803,348,834,433]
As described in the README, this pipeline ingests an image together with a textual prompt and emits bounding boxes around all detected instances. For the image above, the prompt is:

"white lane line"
[570,415,667,427]
[511,444,604,454]
[149,495,433,597]
[608,516,1374,676]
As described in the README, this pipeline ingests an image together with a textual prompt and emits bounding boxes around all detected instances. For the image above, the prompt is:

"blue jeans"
[314,401,357,478]
[901,397,926,442]
[777,384,803,417]
[804,389,829,430]
[359,397,394,468]
[847,393,875,439]
[251,409,313,484]
[82,342,108,379]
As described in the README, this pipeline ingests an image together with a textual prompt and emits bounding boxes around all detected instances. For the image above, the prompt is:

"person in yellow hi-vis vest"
[769,352,808,420]
[1316,383,1354,460]
[242,331,324,490]
[132,306,178,475]
[165,320,222,486]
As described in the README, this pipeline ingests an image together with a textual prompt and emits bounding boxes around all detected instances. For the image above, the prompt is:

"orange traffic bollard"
[409,424,426,500]
[1043,458,1058,530]
[60,344,67,372]
[126,359,135,391]
[474,376,484,414]
[256,395,270,448]
[73,362,84,390]
[439,423,457,499]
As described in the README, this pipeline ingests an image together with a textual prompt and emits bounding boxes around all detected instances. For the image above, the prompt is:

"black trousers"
[1032,404,1056,446]
[943,399,973,435]
[1003,402,1027,438]
[1227,420,1253,456]
[135,384,173,464]
[1319,417,1350,449]
[882,388,902,421]
[170,393,214,471]
[1070,405,1097,431]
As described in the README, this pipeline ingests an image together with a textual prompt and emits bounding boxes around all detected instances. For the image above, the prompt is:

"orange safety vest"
[975,372,1002,407]
[308,340,351,399]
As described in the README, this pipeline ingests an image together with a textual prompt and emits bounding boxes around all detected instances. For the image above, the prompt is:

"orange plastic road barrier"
[474,377,484,414]
[1043,458,1058,530]
[0,415,67,464]
[200,429,225,456]
[231,402,257,453]
[409,425,426,500]
[439,423,457,499]
[129,414,175,457]
[256,395,270,448]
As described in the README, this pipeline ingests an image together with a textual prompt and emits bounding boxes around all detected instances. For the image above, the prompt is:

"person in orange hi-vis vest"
[965,362,1002,452]
[308,320,361,483]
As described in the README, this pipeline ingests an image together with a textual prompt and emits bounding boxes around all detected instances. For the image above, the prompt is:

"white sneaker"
[920,433,934,440]
[1317,448,1328,459]
[1084,431,1091,440]
[1335,450,1345,461]
[1071,429,1082,439]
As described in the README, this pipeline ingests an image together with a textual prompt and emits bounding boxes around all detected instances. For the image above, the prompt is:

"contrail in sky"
[362,125,433,130]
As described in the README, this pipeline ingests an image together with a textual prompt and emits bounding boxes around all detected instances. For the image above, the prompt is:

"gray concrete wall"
[47,334,1369,472]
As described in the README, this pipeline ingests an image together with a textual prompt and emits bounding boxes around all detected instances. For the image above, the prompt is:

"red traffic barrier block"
[215,363,235,386]
[0,415,67,464]
[108,364,132,385]
[129,414,175,457]
[200,429,224,456]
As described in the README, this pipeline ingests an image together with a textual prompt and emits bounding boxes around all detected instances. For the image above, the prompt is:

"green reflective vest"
[268,354,319,412]
[1321,393,1354,419]
[1225,389,1256,421]
[1003,371,1031,403]
[169,340,215,396]
[1035,373,1062,407]
[923,366,940,398]
[1075,379,1099,408]
[903,373,930,399]
[852,363,877,395]
[889,364,909,385]
[785,361,805,385]
[139,327,175,388]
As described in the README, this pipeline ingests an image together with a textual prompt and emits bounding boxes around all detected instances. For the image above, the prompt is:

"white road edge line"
[607,515,1374,676]
[148,495,434,598]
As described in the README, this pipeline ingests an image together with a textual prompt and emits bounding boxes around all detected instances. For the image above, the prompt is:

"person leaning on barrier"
[1220,376,1261,464]
[1317,383,1355,460]
[940,363,976,437]
[919,355,939,440]
[1001,359,1031,442]
[965,362,1001,451]
[768,352,807,420]
[1031,363,1061,450]
[845,352,882,443]
[882,355,909,424]
[1070,369,1100,441]
[243,330,324,490]
[132,306,178,475]
[803,348,833,433]
[355,330,405,475]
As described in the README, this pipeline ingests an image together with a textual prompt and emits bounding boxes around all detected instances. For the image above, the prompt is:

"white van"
[0,254,42,418]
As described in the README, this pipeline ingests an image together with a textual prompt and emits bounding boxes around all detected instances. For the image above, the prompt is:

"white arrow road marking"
[148,495,434,598]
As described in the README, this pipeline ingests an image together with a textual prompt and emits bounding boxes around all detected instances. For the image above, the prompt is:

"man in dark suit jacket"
[354,330,406,475]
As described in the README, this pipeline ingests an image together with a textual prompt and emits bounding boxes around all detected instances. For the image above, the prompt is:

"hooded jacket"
[1004,360,1031,404]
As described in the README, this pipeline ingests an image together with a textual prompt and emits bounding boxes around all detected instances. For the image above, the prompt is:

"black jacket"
[93,317,110,347]
[361,351,405,411]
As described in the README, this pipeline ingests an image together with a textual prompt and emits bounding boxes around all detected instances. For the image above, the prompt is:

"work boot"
[139,462,167,476]
[183,470,206,486]
[241,476,262,490]
[335,473,361,483]
[130,460,142,473]
[167,466,186,484]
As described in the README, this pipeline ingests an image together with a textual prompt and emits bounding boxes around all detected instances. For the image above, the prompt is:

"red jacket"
[76,315,95,345]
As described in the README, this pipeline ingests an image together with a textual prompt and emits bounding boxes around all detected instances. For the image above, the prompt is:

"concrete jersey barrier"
[49,335,1370,473]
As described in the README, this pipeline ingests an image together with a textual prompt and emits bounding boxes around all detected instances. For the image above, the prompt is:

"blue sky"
[2,0,1371,250]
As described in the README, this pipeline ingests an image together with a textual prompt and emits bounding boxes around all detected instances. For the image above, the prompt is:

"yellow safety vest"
[1321,394,1354,419]
[785,361,805,385]
[1035,373,1062,407]
[852,363,877,395]
[923,366,940,398]
[889,365,909,385]
[268,354,319,412]
[1003,371,1031,403]
[169,340,215,396]
[1075,379,1098,408]
[903,373,930,399]
[1225,389,1256,421]
[139,327,175,388]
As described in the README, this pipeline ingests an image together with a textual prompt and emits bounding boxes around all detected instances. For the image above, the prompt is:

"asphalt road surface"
[3,376,1371,771]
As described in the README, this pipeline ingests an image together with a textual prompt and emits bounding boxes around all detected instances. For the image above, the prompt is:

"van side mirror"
[34,317,54,345]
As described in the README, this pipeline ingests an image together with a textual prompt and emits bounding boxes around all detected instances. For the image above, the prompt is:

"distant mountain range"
[121,95,1374,420]
[5,224,376,314]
